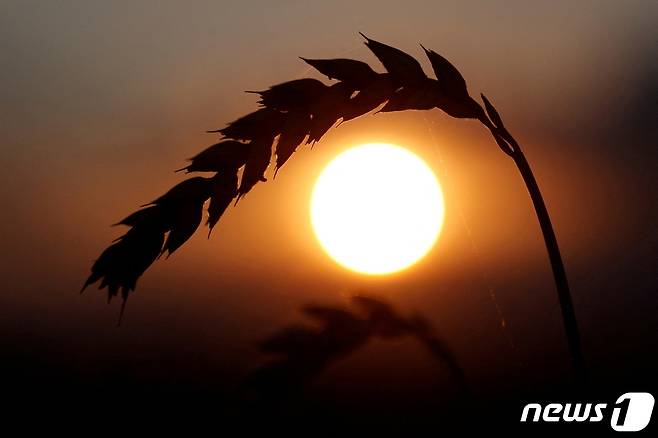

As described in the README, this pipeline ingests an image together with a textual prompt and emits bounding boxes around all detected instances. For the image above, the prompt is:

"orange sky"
[1,0,656,406]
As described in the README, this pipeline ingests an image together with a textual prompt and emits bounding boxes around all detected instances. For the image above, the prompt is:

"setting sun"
[310,143,445,275]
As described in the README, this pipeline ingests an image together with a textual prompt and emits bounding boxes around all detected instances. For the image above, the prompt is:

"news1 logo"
[521,392,654,432]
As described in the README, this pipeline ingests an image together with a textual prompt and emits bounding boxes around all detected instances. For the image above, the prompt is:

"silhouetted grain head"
[210,108,285,141]
[340,73,396,121]
[275,111,311,174]
[177,140,250,174]
[307,81,354,144]
[84,177,215,319]
[237,135,276,200]
[113,205,164,229]
[160,198,206,257]
[144,176,212,207]
[118,227,167,285]
[360,32,426,85]
[416,45,488,120]
[84,36,493,311]
[477,93,515,155]
[378,78,442,112]
[421,45,468,98]
[83,242,121,294]
[249,78,327,112]
[480,93,503,129]
[300,57,378,88]
[207,170,238,234]
[82,225,165,318]
[439,95,486,120]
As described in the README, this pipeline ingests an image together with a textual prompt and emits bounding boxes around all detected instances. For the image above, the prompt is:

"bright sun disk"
[310,143,445,275]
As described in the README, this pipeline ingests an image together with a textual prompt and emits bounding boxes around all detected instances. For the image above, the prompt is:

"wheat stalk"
[82,33,585,380]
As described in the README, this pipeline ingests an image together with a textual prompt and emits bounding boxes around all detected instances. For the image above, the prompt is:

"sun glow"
[311,143,445,275]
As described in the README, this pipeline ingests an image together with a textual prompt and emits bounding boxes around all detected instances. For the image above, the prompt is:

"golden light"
[310,143,445,275]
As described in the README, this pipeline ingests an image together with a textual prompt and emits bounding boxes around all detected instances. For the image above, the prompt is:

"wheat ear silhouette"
[82,34,585,380]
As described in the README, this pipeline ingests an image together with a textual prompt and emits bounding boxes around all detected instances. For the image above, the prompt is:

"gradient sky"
[1,0,656,402]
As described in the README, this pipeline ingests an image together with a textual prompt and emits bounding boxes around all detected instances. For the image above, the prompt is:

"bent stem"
[511,148,586,382]
[478,95,585,382]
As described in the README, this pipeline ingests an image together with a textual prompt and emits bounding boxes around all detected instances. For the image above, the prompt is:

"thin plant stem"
[511,148,586,382]
[482,120,586,382]
[478,92,586,381]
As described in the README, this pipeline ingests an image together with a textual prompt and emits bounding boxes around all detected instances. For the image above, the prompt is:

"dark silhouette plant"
[242,295,467,400]
[82,34,585,381]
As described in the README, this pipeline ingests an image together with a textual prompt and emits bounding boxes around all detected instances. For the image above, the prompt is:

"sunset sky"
[1,0,656,428]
